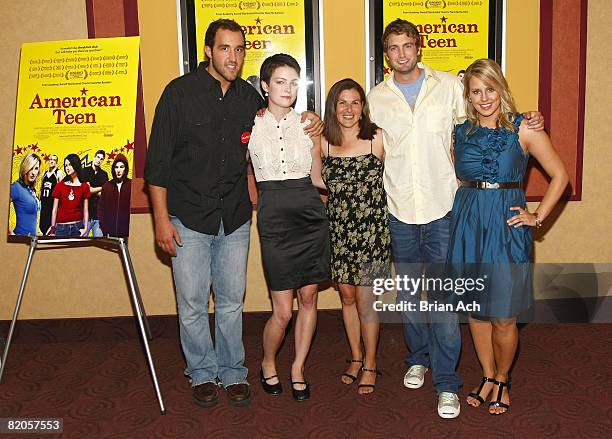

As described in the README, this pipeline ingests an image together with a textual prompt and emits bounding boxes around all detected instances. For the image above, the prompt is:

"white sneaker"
[438,392,460,419]
[403,365,428,389]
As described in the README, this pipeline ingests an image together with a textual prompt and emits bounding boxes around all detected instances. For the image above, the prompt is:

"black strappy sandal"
[342,359,363,384]
[467,376,495,407]
[358,367,382,394]
[489,380,511,415]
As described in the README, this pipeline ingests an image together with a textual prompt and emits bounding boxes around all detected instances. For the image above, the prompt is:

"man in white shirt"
[368,19,542,419]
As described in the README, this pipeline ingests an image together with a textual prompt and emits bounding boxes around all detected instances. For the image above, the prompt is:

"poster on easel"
[8,36,140,239]
[181,0,320,112]
[372,0,503,85]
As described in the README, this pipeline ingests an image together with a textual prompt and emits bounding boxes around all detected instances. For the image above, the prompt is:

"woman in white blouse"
[249,53,329,401]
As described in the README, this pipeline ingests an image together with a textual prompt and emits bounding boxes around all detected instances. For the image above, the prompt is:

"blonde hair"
[463,58,518,134]
[18,153,42,187]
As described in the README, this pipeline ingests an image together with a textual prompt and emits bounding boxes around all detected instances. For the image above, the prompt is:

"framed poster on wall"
[367,0,504,88]
[178,0,322,113]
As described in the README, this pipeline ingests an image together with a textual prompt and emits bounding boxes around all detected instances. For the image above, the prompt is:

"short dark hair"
[323,78,378,147]
[259,53,301,92]
[382,18,421,51]
[204,19,245,49]
[95,149,105,158]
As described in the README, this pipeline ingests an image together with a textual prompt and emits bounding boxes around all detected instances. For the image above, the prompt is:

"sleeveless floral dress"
[322,145,390,286]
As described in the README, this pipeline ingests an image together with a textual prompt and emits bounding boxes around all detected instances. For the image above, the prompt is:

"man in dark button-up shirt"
[145,19,322,409]
[145,57,262,235]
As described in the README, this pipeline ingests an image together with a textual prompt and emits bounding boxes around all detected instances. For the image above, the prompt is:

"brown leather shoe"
[193,382,219,408]
[226,383,251,407]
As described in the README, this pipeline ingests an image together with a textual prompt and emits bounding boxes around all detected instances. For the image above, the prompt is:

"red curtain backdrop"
[529,0,587,201]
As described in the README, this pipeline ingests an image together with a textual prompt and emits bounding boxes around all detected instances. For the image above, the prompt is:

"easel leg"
[123,243,152,340]
[118,239,166,414]
[0,237,37,383]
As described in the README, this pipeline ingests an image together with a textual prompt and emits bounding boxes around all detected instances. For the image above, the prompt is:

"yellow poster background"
[9,36,140,236]
[194,0,308,108]
[384,1,490,77]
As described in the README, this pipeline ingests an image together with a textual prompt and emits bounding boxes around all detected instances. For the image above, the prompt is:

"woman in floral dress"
[321,78,390,394]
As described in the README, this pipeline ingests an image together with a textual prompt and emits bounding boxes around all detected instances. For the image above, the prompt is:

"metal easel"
[0,236,166,415]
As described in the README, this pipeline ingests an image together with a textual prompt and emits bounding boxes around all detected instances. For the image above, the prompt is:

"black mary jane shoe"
[260,368,282,395]
[290,380,310,401]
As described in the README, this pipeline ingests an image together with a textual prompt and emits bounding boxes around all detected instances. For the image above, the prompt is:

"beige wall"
[1,0,610,320]
[323,0,366,91]
[505,0,540,111]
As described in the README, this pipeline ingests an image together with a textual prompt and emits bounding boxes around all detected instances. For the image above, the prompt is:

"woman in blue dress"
[448,59,568,415]
[10,153,42,236]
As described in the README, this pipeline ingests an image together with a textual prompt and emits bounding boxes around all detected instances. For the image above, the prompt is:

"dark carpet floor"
[0,312,610,438]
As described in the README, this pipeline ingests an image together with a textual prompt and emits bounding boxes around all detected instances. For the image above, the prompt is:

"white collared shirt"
[248,109,313,182]
[368,63,466,225]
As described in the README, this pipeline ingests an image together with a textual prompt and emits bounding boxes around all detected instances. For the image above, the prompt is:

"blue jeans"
[55,221,84,237]
[388,212,462,394]
[170,217,251,388]
[87,219,103,237]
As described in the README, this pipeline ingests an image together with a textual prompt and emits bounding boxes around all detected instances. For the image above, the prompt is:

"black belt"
[460,180,522,189]
[257,176,312,191]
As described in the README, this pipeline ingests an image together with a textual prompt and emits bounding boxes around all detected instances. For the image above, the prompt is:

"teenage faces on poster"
[9,153,42,236]
[98,154,131,238]
[9,151,131,238]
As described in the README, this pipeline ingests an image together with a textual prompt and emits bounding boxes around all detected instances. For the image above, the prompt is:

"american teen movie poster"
[8,37,140,239]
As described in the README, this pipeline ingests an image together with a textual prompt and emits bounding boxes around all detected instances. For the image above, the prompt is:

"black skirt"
[257,177,331,291]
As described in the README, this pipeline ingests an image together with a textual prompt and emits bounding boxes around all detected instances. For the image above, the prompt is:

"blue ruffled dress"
[447,115,534,318]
